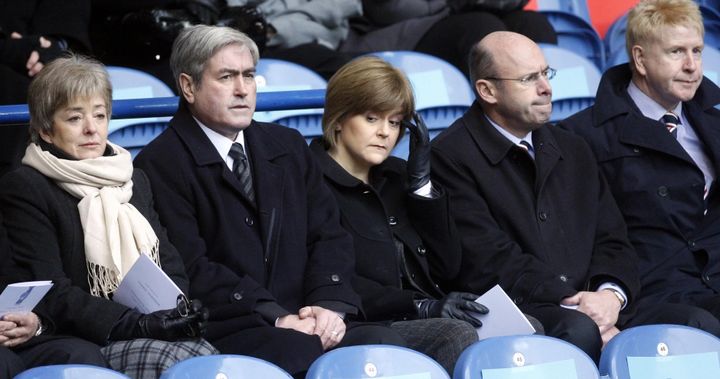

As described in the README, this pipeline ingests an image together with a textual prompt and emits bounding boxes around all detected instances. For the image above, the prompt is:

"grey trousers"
[391,318,478,375]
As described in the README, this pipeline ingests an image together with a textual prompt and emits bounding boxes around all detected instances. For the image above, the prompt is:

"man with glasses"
[430,31,717,361]
[561,0,720,327]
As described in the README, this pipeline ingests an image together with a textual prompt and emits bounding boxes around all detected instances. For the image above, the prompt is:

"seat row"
[100,43,720,162]
[14,324,720,378]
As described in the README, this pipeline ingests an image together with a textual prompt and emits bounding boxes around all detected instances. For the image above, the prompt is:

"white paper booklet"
[473,284,536,340]
[0,280,53,316]
[113,254,184,314]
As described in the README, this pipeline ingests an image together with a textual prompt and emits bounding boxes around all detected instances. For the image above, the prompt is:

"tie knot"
[661,112,681,134]
[518,140,533,152]
[229,142,246,162]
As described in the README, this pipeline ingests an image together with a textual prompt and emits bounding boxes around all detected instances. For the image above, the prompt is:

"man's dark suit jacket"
[134,104,361,341]
[559,64,720,306]
[431,102,640,315]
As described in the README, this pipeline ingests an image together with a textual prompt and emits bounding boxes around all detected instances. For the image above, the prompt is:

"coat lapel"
[533,126,562,194]
[244,124,286,268]
[617,112,696,166]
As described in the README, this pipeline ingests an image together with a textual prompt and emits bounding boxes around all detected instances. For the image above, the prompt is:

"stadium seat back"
[306,344,450,379]
[453,335,599,379]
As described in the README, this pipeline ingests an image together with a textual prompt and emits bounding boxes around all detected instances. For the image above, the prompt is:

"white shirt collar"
[195,116,246,170]
[485,115,534,150]
[627,81,684,122]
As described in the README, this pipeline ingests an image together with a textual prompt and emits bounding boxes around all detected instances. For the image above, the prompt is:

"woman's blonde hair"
[322,56,415,148]
[27,54,112,143]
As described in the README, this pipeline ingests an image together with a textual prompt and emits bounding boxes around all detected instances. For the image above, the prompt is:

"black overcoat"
[309,139,462,321]
[431,102,640,313]
[134,105,361,341]
[559,64,720,305]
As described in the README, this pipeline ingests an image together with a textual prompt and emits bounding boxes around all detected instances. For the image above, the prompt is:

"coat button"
[388,216,398,226]
[411,273,416,279]
[245,217,254,226]
[633,147,640,153]
[538,212,548,221]
[689,240,696,248]
[657,186,669,197]
[704,274,711,282]
[362,190,370,194]
[559,274,568,282]
[416,246,427,255]
[331,274,340,282]
[233,292,243,300]
[514,297,524,304]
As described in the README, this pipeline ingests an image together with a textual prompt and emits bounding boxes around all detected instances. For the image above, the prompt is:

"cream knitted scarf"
[22,142,160,298]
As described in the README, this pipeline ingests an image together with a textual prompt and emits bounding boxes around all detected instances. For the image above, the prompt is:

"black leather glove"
[134,298,209,341]
[416,292,488,328]
[403,112,432,192]
[26,36,65,65]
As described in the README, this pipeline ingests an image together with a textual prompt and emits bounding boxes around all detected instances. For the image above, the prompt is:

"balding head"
[468,31,553,137]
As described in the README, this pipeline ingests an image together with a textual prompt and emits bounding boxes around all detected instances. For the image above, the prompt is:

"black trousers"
[523,301,720,363]
[211,322,406,377]
[7,335,109,375]
[415,10,557,77]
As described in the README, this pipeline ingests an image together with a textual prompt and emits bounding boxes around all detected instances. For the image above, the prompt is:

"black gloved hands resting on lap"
[110,297,208,341]
[403,112,432,193]
[416,292,489,328]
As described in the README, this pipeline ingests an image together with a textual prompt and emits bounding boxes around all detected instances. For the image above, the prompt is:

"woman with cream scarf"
[0,54,216,378]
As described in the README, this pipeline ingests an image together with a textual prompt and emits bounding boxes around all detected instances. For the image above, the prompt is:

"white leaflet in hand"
[0,281,53,316]
[473,284,536,340]
[113,254,183,314]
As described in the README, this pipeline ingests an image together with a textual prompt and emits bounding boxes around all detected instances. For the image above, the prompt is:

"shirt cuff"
[412,181,434,198]
[597,282,628,310]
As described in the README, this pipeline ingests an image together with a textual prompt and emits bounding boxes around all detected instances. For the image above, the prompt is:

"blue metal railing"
[0,89,326,125]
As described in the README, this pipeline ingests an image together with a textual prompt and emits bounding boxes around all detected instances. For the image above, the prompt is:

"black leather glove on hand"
[135,298,209,341]
[403,112,432,192]
[416,292,488,328]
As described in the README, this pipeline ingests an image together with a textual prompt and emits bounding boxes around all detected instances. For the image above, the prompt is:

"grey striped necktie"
[229,142,255,203]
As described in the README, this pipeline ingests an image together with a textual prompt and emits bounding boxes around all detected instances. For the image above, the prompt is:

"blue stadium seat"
[604,12,628,66]
[159,354,292,379]
[306,344,450,379]
[370,51,474,159]
[600,324,720,379]
[453,335,600,379]
[254,58,326,138]
[108,122,168,158]
[14,364,130,379]
[535,0,591,23]
[551,96,595,123]
[540,44,600,122]
[704,45,720,86]
[106,66,174,135]
[540,44,602,100]
[541,10,606,69]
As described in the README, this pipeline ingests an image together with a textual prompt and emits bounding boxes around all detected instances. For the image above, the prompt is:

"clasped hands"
[6,32,63,77]
[0,312,40,347]
[561,290,622,346]
[276,305,344,350]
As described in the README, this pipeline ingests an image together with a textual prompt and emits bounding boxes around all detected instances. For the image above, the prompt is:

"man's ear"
[179,73,196,104]
[476,79,498,105]
[631,45,646,76]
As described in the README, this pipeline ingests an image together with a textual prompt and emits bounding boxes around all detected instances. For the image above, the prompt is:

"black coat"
[0,166,189,345]
[309,139,461,321]
[431,102,640,312]
[134,105,362,341]
[559,64,720,305]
